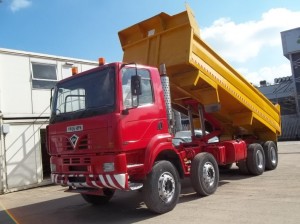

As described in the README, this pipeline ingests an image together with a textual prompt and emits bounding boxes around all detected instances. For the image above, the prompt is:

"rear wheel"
[143,160,181,214]
[247,143,265,175]
[190,152,219,196]
[237,160,249,174]
[81,188,115,205]
[263,141,278,170]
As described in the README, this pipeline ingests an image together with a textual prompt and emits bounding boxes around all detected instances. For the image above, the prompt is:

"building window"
[32,63,57,89]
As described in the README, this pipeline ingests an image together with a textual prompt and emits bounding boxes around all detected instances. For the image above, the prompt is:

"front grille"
[63,158,70,164]
[78,135,89,150]
[83,158,91,163]
[63,157,91,164]
[66,140,73,150]
[72,158,80,164]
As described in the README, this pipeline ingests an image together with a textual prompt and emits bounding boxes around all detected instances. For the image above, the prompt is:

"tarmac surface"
[0,141,300,224]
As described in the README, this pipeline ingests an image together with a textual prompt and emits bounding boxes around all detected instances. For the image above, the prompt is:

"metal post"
[173,110,182,132]
[289,53,300,115]
[187,105,195,137]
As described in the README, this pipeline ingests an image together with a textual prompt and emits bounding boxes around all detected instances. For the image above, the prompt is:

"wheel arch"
[154,149,185,179]
[143,135,184,179]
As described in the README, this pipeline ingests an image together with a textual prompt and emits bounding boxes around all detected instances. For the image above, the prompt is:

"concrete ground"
[0,141,300,224]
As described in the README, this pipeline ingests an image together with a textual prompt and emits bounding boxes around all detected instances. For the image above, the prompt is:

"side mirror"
[131,75,142,96]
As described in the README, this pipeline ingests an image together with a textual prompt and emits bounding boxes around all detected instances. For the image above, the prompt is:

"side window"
[139,72,153,105]
[32,63,57,89]
[121,68,153,108]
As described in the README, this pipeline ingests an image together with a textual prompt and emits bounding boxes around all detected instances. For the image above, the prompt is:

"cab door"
[120,67,165,150]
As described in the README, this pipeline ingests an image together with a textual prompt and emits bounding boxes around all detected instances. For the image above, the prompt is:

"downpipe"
[0,111,8,194]
[0,111,4,194]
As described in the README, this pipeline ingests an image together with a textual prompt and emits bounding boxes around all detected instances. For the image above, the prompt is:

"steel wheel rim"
[202,162,215,187]
[158,172,175,203]
[270,146,277,165]
[256,150,264,169]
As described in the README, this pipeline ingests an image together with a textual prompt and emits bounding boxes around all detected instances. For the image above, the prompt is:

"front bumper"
[51,173,129,190]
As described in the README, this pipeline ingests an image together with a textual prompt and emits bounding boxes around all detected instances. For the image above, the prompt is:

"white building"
[0,48,98,194]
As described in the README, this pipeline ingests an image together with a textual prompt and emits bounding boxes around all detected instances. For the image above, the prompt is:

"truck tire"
[142,160,181,214]
[263,141,278,170]
[81,188,115,205]
[247,143,265,175]
[190,152,219,196]
[237,160,249,175]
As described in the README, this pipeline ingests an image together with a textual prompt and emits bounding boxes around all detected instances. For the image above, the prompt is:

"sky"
[1,0,300,85]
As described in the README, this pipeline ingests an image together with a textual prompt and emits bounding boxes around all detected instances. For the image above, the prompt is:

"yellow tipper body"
[118,6,281,141]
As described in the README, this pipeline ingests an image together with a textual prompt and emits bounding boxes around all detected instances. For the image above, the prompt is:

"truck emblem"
[69,134,79,149]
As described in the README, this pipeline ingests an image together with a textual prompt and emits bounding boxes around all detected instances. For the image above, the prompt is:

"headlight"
[103,162,115,172]
[50,163,56,172]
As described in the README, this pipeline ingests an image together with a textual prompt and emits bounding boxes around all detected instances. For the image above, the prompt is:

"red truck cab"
[47,62,180,193]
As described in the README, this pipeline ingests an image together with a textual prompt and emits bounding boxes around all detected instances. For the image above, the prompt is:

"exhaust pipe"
[160,64,173,134]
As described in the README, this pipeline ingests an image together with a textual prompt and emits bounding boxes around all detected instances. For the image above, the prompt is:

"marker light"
[50,163,56,172]
[98,57,105,66]
[72,67,78,75]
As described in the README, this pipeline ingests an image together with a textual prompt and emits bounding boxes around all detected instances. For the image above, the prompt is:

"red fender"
[143,133,182,174]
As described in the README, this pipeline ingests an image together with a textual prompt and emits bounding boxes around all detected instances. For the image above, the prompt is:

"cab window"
[121,67,153,108]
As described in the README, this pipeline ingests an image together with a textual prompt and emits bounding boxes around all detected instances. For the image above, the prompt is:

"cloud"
[10,0,32,12]
[237,63,291,86]
[201,8,300,63]
[201,8,300,85]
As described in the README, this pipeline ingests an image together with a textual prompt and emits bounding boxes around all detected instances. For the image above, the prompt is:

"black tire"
[190,152,219,196]
[263,141,278,170]
[143,160,181,214]
[237,160,249,174]
[81,188,115,205]
[247,143,265,175]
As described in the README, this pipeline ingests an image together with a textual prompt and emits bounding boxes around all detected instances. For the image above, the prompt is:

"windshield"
[50,67,115,123]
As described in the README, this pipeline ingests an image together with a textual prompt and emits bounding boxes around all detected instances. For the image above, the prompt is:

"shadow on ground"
[0,168,258,224]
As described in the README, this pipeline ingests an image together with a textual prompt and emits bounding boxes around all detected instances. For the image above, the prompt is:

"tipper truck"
[47,6,281,214]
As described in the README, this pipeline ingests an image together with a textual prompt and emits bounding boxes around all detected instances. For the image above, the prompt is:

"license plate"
[67,125,83,132]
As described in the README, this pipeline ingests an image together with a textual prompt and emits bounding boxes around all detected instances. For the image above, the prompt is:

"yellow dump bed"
[118,6,281,141]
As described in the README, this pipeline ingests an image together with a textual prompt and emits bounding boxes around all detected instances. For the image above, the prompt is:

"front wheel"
[143,161,181,214]
[81,188,115,205]
[190,152,219,196]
